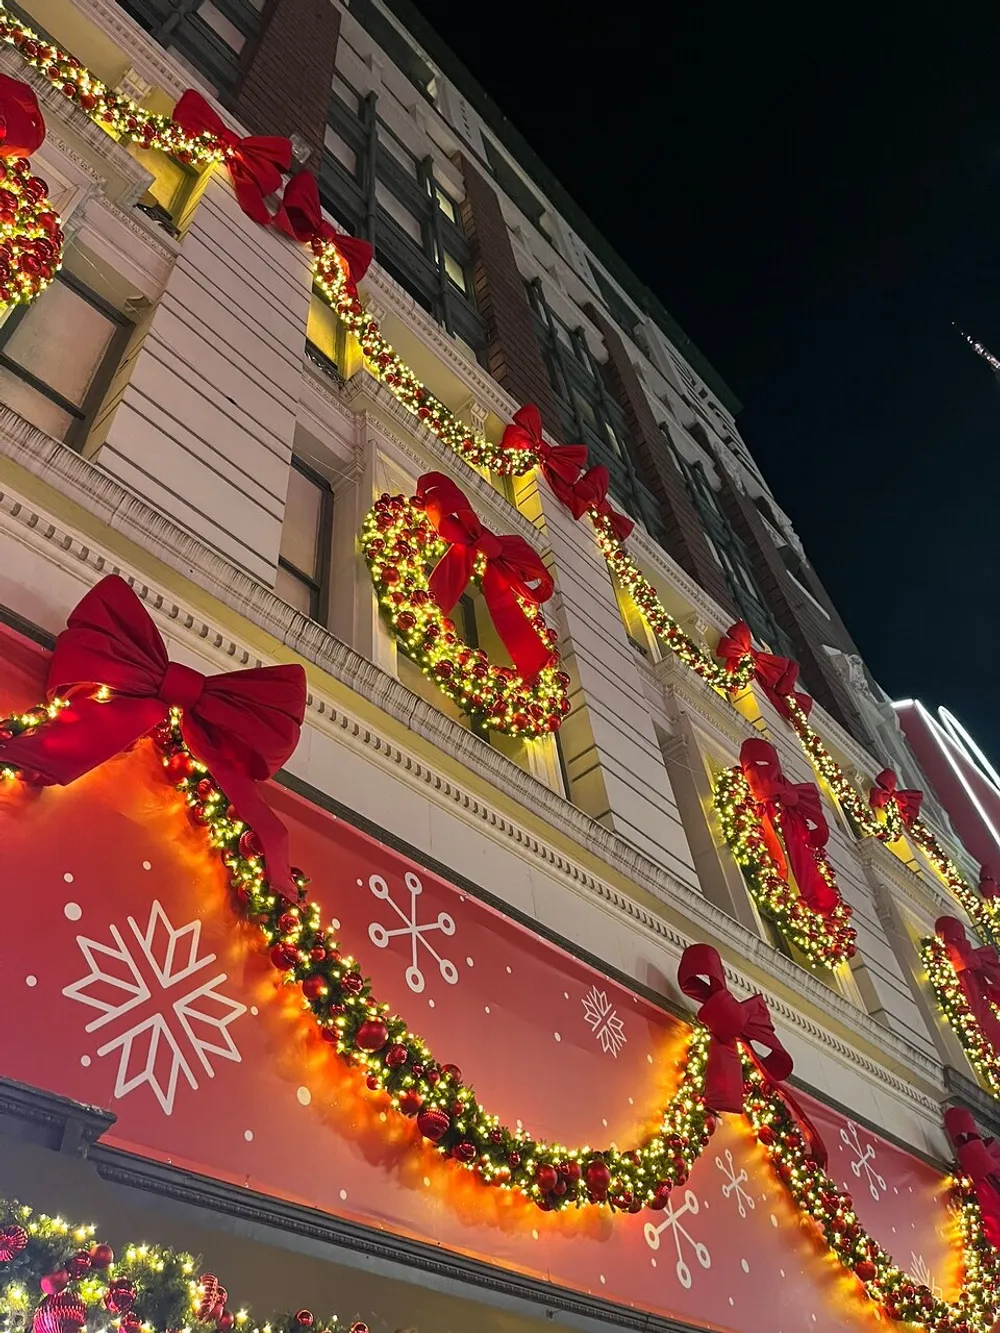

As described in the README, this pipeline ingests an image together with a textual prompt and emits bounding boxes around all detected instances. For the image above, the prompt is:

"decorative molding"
[655,652,758,751]
[70,0,199,105]
[855,837,958,929]
[0,417,952,1112]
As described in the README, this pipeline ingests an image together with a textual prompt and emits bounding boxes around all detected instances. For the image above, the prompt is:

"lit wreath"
[0,73,62,309]
[923,919,1000,1101]
[714,740,857,968]
[361,478,570,738]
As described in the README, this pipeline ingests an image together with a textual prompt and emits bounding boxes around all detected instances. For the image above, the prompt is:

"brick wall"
[586,305,735,612]
[718,474,881,750]
[229,0,340,168]
[453,154,563,437]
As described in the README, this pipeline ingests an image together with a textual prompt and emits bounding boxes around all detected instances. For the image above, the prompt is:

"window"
[348,0,437,100]
[114,0,261,93]
[526,279,666,543]
[591,266,638,336]
[319,77,485,356]
[666,434,792,655]
[0,272,131,449]
[483,140,546,228]
[276,458,333,620]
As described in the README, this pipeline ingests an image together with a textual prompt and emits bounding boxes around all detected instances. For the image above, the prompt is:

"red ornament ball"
[34,1293,86,1333]
[398,1089,423,1117]
[40,1272,70,1297]
[238,829,262,860]
[451,1140,476,1163]
[302,974,326,1001]
[217,1313,235,1330]
[385,1043,408,1068]
[648,1182,672,1211]
[355,1018,389,1052]
[416,1108,450,1142]
[441,1063,462,1082]
[103,1280,136,1314]
[534,1164,558,1193]
[854,1260,876,1283]
[584,1158,611,1197]
[0,1224,28,1262]
[294,1314,314,1328]
[342,972,364,995]
[270,943,298,971]
[67,1252,92,1278]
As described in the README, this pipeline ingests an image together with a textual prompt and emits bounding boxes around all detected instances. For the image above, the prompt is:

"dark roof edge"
[373,0,743,416]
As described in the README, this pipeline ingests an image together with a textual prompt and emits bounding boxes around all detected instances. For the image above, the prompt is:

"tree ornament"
[40,1270,70,1296]
[451,1140,476,1163]
[34,1293,86,1333]
[385,1043,408,1068]
[301,975,326,1001]
[534,1164,558,1193]
[294,1313,314,1327]
[416,1108,450,1142]
[0,1224,28,1261]
[66,1251,91,1278]
[104,1280,136,1313]
[397,1089,422,1116]
[584,1158,611,1197]
[355,1019,389,1052]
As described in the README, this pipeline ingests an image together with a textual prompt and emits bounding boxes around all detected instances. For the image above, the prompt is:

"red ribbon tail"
[703,1039,744,1114]
[427,545,474,616]
[777,1081,828,1168]
[481,565,552,683]
[212,760,295,900]
[543,465,579,510]
[759,810,788,879]
[230,170,275,228]
[0,694,165,784]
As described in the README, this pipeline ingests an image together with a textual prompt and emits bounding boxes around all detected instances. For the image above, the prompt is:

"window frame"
[0,269,132,452]
[277,456,334,623]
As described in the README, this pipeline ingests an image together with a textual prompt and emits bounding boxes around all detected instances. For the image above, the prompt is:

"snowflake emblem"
[716,1148,755,1218]
[63,900,246,1116]
[839,1121,887,1200]
[644,1188,711,1288]
[909,1253,941,1298]
[366,871,458,993]
[581,985,627,1057]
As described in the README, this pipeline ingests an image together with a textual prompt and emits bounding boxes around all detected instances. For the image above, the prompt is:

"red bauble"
[270,943,298,971]
[355,1019,389,1052]
[584,1158,611,1196]
[560,1161,582,1183]
[278,912,299,933]
[648,1182,673,1211]
[309,946,326,962]
[196,778,215,800]
[342,972,364,995]
[196,1277,226,1321]
[757,1125,776,1146]
[238,829,262,860]
[507,1151,521,1167]
[441,1063,463,1082]
[294,1313,314,1327]
[34,1293,86,1333]
[398,1089,423,1116]
[349,1324,370,1333]
[0,1224,28,1261]
[365,1073,380,1090]
[67,1252,91,1278]
[451,1140,476,1163]
[534,1164,558,1193]
[302,975,326,1001]
[120,1313,142,1332]
[40,1271,70,1296]
[416,1108,450,1142]
[217,1315,234,1331]
[385,1043,408,1068]
[104,1280,136,1314]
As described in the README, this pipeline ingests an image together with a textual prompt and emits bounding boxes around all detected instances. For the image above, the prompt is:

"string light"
[921,934,1000,1099]
[955,324,1000,375]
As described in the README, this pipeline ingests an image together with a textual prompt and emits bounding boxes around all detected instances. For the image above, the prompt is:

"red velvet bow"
[716,621,813,719]
[272,170,373,288]
[0,73,45,159]
[564,464,634,540]
[944,1106,1000,1247]
[499,404,589,508]
[0,576,306,896]
[172,90,291,228]
[678,943,827,1165]
[981,865,1000,902]
[937,916,1000,1054]
[416,471,555,681]
[868,768,923,830]
[740,738,840,917]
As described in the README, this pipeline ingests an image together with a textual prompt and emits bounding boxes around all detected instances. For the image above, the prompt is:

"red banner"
[0,627,958,1332]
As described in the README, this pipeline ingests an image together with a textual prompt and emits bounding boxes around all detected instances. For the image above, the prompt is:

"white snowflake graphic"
[839,1121,887,1200]
[644,1188,711,1288]
[909,1253,941,1298]
[581,985,627,1057]
[367,871,458,994]
[63,900,246,1116]
[716,1148,755,1218]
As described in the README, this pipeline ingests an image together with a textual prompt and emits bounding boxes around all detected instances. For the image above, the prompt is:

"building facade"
[1,4,1000,1333]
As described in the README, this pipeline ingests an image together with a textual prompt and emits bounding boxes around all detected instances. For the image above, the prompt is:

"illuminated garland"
[921,934,1000,1100]
[713,766,856,967]
[0,153,62,310]
[0,1196,371,1333]
[743,1057,1000,1331]
[361,492,569,737]
[782,699,998,945]
[3,702,1000,1329]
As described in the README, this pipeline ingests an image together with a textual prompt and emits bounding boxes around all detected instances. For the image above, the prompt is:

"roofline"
[373,0,743,417]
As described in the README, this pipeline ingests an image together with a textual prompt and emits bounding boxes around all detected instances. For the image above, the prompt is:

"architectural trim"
[0,418,948,1109]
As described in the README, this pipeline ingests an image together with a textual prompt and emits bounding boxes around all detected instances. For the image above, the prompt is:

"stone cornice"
[0,408,949,1115]
[654,652,758,753]
[856,837,967,931]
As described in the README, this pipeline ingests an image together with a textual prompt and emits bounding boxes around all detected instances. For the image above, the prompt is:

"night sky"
[416,0,1000,759]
